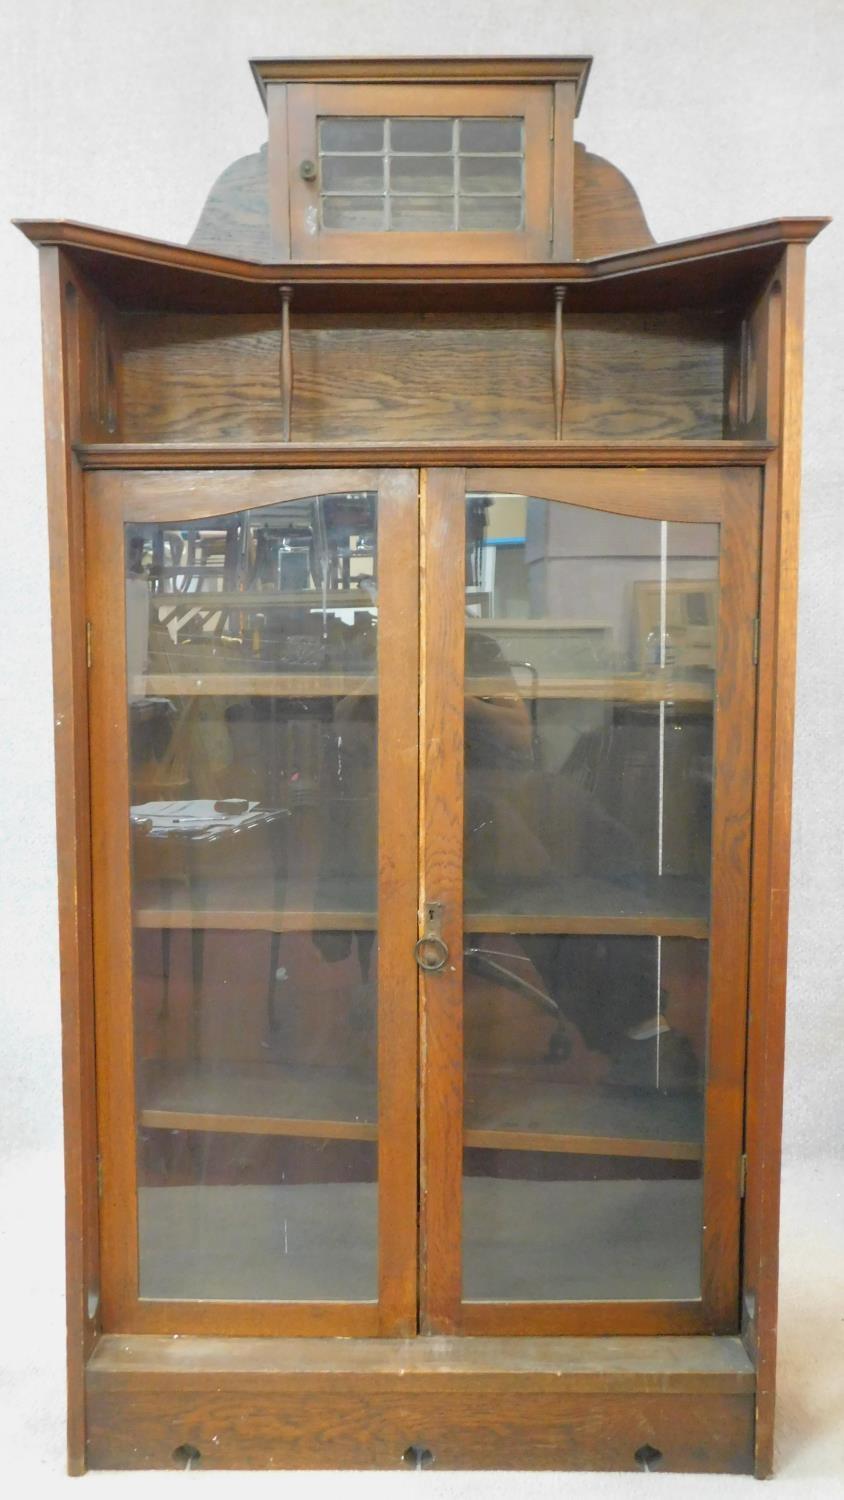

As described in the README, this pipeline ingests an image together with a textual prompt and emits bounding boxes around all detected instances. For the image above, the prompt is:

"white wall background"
[0,0,841,1490]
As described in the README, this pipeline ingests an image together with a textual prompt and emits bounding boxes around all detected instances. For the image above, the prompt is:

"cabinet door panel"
[287,81,552,263]
[87,468,418,1336]
[421,467,759,1334]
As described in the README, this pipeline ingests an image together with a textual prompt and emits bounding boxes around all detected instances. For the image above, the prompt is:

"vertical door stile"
[86,473,140,1325]
[419,468,466,1333]
[700,472,762,1327]
[376,469,421,1334]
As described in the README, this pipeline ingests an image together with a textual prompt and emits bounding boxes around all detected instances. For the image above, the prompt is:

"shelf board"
[76,439,776,469]
[133,875,707,938]
[18,213,828,317]
[466,875,709,938]
[139,1060,702,1160]
[151,591,375,610]
[89,1328,755,1390]
[464,1069,702,1161]
[467,674,712,704]
[134,875,377,932]
[130,670,710,703]
[133,672,376,698]
[140,1061,378,1142]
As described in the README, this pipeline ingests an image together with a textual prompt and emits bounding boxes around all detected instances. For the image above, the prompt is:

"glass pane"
[459,117,523,153]
[390,196,455,231]
[391,117,453,152]
[128,491,380,1302]
[462,490,718,1302]
[322,155,385,194]
[459,155,523,195]
[458,196,523,230]
[317,115,526,235]
[319,116,384,153]
[322,196,386,230]
[390,154,454,194]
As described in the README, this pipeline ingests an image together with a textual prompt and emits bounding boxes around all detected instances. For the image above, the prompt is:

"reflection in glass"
[391,117,453,153]
[319,117,384,153]
[322,154,385,194]
[461,491,718,1303]
[322,196,386,231]
[459,118,523,153]
[391,197,455,231]
[459,197,523,231]
[390,154,453,195]
[459,155,522,194]
[127,491,380,1302]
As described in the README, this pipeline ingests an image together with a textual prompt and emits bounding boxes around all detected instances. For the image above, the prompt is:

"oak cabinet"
[18,52,826,1477]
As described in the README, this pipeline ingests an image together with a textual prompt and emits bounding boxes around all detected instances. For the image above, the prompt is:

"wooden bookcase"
[17,54,827,1476]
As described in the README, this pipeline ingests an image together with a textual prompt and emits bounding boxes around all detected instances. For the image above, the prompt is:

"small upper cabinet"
[253,59,590,262]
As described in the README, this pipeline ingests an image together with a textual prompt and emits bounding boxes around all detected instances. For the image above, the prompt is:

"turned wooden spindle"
[279,284,293,440]
[553,285,567,440]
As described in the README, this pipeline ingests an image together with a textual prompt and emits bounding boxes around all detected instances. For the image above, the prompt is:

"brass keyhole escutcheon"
[415,902,448,972]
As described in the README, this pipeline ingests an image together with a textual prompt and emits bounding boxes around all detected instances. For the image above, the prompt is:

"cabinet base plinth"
[85,1334,755,1473]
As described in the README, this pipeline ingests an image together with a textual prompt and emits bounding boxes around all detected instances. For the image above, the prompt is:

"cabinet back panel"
[118,312,728,443]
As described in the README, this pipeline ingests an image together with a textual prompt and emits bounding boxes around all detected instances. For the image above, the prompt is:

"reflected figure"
[463,493,713,1096]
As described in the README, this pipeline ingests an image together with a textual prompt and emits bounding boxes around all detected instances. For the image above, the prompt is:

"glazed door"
[419,467,760,1335]
[88,463,759,1339]
[87,469,419,1336]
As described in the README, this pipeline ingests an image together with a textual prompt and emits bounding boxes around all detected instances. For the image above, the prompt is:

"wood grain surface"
[85,1379,754,1471]
[117,310,729,444]
[37,249,101,1476]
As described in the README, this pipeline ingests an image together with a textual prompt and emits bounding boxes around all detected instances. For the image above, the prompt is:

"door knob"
[415,902,449,972]
[299,159,318,182]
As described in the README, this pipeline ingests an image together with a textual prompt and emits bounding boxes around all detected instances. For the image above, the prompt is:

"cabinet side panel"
[37,246,100,1475]
[743,244,807,1477]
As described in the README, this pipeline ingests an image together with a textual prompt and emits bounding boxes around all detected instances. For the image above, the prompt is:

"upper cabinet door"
[420,467,761,1335]
[285,82,554,262]
[86,468,419,1337]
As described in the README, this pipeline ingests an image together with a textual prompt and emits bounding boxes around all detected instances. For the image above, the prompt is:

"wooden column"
[279,284,293,440]
[553,285,567,439]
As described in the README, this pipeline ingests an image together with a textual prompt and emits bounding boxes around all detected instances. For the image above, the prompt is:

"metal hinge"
[752,616,760,666]
[86,620,93,669]
[739,1153,747,1198]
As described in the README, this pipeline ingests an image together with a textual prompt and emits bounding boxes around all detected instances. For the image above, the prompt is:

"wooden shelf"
[89,1328,756,1389]
[140,1061,377,1141]
[133,672,376,698]
[135,903,706,941]
[19,212,828,316]
[134,876,377,932]
[134,873,708,938]
[151,591,375,610]
[464,1068,702,1160]
[76,439,776,469]
[467,674,712,704]
[466,875,709,938]
[139,1059,702,1161]
[131,670,711,703]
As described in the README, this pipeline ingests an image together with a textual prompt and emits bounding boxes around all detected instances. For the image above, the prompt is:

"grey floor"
[0,1154,841,1496]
